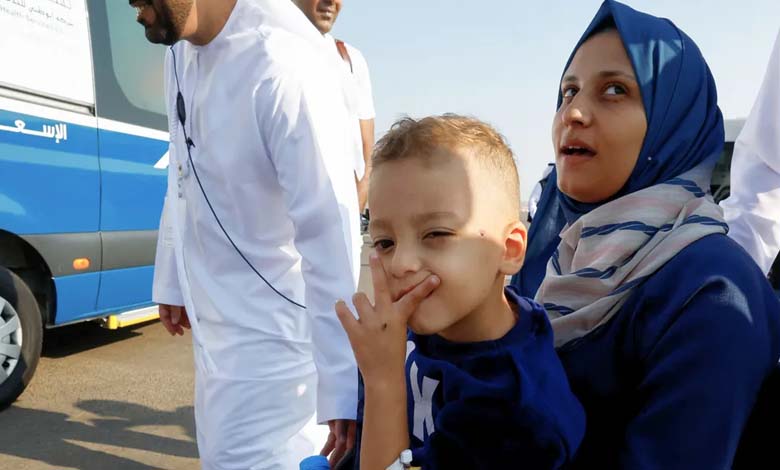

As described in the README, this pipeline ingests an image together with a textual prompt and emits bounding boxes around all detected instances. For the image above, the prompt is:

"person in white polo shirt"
[293,0,376,212]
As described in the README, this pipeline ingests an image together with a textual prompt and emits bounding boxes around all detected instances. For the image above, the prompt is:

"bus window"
[88,0,167,131]
[0,0,94,105]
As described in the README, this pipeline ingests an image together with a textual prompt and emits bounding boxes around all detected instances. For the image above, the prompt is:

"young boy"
[336,115,585,470]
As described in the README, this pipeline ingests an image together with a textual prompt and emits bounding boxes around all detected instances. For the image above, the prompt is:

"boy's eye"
[604,84,627,95]
[372,239,394,251]
[424,231,452,240]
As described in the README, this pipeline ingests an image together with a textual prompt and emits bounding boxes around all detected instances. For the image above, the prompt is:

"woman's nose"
[561,96,592,127]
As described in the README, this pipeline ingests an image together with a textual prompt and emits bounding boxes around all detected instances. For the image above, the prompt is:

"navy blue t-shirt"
[403,287,585,469]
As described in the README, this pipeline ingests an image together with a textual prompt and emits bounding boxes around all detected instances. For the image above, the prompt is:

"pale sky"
[333,1,780,199]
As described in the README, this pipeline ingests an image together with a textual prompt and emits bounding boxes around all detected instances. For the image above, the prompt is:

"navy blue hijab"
[512,0,724,298]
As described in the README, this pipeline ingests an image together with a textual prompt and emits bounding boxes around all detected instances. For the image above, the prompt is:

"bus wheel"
[0,267,42,410]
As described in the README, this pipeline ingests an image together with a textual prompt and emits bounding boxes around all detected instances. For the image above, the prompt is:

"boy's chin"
[408,323,439,336]
[407,308,453,337]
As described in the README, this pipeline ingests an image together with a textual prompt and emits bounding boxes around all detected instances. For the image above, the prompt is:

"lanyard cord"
[169,46,306,310]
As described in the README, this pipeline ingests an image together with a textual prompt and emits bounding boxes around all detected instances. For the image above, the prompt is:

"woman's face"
[553,29,647,203]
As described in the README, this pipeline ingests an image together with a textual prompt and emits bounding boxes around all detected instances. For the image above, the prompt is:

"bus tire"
[0,266,43,410]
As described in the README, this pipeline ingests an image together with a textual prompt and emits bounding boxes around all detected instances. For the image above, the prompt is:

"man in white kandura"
[721,28,780,280]
[293,0,376,213]
[131,0,360,468]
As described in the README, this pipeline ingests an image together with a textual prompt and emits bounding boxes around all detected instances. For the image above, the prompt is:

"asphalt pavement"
[0,320,199,470]
[0,239,379,470]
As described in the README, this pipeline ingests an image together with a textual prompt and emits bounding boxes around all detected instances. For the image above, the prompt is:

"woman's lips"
[559,139,597,158]
[561,148,595,157]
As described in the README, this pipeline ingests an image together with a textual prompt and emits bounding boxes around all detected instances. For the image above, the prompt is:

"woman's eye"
[604,84,627,95]
[562,86,578,98]
[372,239,394,251]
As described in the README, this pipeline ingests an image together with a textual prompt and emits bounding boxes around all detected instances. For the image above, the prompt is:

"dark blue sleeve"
[619,274,780,469]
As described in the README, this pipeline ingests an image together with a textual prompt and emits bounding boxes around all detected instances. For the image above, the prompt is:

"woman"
[521,1,780,468]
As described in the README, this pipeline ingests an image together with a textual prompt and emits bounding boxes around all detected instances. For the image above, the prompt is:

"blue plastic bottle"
[300,455,330,470]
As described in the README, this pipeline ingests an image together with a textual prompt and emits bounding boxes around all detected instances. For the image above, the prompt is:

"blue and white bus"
[0,0,168,407]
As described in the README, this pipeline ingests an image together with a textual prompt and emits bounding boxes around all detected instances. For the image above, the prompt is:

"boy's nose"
[389,246,422,279]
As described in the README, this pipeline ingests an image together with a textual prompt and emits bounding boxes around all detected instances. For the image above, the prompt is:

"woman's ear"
[500,221,528,276]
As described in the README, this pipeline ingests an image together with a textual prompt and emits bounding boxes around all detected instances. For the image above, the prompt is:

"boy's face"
[368,148,526,341]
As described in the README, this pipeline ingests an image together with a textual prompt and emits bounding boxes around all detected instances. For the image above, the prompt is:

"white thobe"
[721,29,780,275]
[151,0,360,468]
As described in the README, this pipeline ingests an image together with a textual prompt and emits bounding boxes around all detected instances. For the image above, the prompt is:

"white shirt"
[721,29,780,275]
[327,33,375,179]
[152,0,360,423]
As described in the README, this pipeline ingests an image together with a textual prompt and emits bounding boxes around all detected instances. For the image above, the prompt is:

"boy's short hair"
[372,114,520,217]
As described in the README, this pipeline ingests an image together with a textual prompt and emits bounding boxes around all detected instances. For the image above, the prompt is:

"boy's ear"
[500,221,528,276]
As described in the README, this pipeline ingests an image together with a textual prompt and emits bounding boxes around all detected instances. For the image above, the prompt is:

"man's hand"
[336,252,439,386]
[356,177,369,213]
[158,303,190,336]
[320,419,357,467]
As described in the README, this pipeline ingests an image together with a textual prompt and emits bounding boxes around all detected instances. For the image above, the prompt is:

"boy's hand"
[336,252,439,386]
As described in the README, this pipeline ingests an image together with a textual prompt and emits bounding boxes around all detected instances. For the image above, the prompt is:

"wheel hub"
[0,296,23,384]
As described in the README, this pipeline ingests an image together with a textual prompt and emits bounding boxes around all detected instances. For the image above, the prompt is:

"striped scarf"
[536,166,728,348]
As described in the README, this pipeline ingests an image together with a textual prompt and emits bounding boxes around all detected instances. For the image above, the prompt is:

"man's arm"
[153,49,189,336]
[152,191,190,336]
[721,29,780,275]
[350,46,376,212]
[153,51,183,308]
[255,68,359,424]
[152,194,184,307]
[356,118,374,212]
